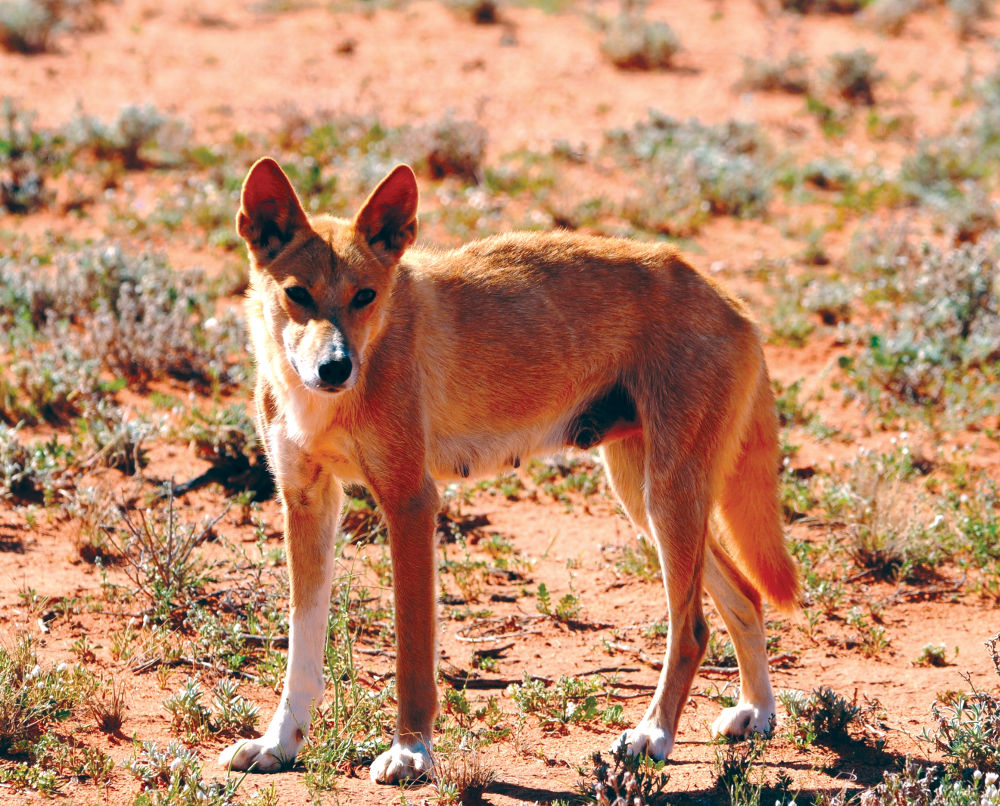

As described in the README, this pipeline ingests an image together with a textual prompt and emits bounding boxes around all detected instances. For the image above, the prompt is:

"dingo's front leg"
[368,476,440,784]
[220,452,342,773]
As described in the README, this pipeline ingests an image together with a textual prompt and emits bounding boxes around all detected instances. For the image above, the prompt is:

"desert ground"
[2,0,1000,804]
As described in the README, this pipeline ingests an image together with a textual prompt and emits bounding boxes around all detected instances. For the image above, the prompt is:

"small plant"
[0,0,106,54]
[779,687,860,748]
[535,580,582,622]
[213,678,260,738]
[87,678,127,733]
[30,731,114,786]
[181,403,273,499]
[917,644,949,667]
[826,49,885,106]
[446,0,499,23]
[847,606,891,658]
[599,8,681,71]
[433,749,496,805]
[950,0,993,38]
[299,695,393,791]
[414,112,487,183]
[614,535,660,580]
[102,486,223,621]
[127,740,248,805]
[163,677,258,741]
[704,633,738,668]
[508,673,605,729]
[163,677,214,740]
[581,739,671,805]
[73,400,155,475]
[713,726,778,806]
[736,53,811,94]
[927,635,1000,773]
[0,97,57,212]
[862,0,922,35]
[61,485,121,565]
[859,760,1000,806]
[65,104,189,169]
[0,0,60,53]
[0,425,69,504]
[824,443,947,582]
[0,635,94,754]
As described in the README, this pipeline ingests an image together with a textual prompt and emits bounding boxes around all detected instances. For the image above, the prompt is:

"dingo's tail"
[717,367,799,611]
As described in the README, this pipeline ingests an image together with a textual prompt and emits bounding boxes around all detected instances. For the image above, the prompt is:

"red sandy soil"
[3,1,1000,804]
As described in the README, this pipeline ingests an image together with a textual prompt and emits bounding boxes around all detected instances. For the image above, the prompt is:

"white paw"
[369,737,433,784]
[218,735,298,773]
[613,722,674,761]
[711,702,775,739]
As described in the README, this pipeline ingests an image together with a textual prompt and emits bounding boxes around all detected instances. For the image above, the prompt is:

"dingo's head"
[237,158,418,393]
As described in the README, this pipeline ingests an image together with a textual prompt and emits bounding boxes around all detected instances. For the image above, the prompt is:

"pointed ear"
[354,165,418,265]
[237,157,311,265]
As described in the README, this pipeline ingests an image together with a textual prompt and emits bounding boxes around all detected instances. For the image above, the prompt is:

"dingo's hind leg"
[602,435,710,761]
[703,532,776,738]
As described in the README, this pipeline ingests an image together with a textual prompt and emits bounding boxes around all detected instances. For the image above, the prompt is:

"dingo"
[219,158,798,783]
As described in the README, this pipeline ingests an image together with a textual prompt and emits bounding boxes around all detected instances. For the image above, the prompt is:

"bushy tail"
[716,368,799,610]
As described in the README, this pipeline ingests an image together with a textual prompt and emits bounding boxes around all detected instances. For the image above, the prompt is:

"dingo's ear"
[354,165,418,266]
[237,157,310,265]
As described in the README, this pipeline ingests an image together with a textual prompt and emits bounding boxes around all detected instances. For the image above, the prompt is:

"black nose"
[317,355,353,387]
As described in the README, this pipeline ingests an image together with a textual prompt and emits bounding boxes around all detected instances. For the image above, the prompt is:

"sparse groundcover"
[0,634,114,795]
[1,98,194,214]
[7,2,1000,803]
[64,104,191,170]
[840,233,1000,426]
[604,111,776,234]
[0,243,246,391]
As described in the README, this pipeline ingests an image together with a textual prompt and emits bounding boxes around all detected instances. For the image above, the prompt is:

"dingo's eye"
[351,288,376,308]
[285,286,313,307]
